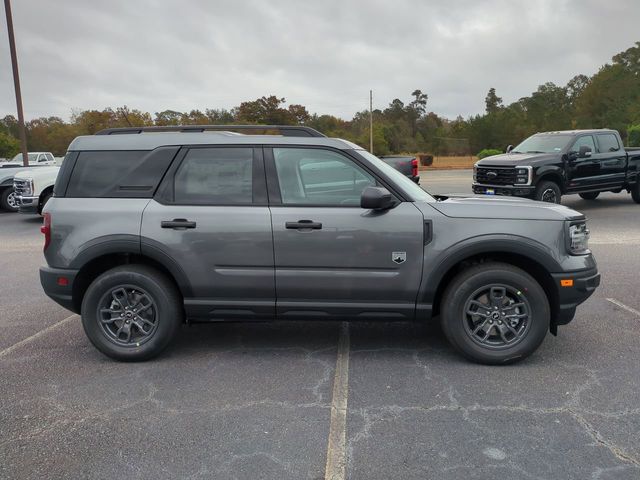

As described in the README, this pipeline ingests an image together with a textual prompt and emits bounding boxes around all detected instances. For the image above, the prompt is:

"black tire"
[81,265,183,361]
[440,262,550,365]
[632,181,640,204]
[38,192,52,215]
[579,192,600,200]
[535,181,561,204]
[0,187,19,212]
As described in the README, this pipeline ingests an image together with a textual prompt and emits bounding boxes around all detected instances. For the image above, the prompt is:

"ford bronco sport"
[40,125,600,364]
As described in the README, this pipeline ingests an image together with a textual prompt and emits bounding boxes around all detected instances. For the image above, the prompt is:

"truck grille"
[475,166,517,185]
[13,178,31,196]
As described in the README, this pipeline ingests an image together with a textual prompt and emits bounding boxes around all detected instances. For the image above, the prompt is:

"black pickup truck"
[472,129,640,204]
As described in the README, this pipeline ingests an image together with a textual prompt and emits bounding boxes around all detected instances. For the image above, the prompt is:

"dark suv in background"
[40,125,599,364]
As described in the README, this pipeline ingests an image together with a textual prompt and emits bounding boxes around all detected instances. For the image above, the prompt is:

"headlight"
[568,222,590,254]
[514,166,532,185]
[473,164,478,182]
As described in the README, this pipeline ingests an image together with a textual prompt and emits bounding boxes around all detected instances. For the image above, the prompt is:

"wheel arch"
[422,238,561,328]
[533,167,565,192]
[70,245,192,314]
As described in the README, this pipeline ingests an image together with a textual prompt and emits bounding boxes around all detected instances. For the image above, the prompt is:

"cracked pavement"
[1,170,640,479]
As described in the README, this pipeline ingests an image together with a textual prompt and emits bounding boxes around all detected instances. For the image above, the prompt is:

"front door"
[266,147,425,320]
[566,134,600,191]
[141,146,275,320]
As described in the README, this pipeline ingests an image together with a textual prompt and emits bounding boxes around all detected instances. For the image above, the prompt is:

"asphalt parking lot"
[1,169,639,479]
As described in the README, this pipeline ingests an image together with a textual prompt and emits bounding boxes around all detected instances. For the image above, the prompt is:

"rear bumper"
[472,183,535,197]
[16,195,38,214]
[40,266,79,313]
[551,267,600,326]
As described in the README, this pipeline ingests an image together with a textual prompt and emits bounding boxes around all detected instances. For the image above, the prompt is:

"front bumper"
[472,183,535,197]
[551,267,601,326]
[40,266,80,313]
[16,195,38,214]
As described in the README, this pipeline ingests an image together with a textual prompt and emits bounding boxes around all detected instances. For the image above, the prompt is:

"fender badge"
[392,252,407,264]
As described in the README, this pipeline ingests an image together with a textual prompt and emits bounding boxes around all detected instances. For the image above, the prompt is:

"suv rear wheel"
[535,181,561,204]
[81,265,183,361]
[440,262,549,364]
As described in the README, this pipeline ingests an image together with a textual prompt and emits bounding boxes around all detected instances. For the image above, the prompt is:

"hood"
[427,195,584,221]
[13,166,60,181]
[476,152,559,167]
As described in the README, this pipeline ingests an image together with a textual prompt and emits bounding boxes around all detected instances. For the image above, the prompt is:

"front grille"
[13,179,31,196]
[475,166,517,185]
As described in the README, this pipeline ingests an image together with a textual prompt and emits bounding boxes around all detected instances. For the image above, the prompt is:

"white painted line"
[606,298,640,318]
[324,322,351,480]
[0,314,79,359]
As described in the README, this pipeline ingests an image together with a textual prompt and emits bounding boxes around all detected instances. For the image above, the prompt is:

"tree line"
[1,41,639,159]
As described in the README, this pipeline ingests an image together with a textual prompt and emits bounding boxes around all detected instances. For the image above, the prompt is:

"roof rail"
[95,125,326,137]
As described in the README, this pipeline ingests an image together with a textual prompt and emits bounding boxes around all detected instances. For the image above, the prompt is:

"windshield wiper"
[526,151,545,154]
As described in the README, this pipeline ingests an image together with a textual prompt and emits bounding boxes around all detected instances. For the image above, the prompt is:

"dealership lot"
[1,170,639,479]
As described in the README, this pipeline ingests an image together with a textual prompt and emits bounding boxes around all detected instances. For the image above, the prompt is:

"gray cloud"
[1,0,639,121]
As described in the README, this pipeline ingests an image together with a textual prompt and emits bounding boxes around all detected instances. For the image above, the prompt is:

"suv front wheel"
[81,265,183,361]
[535,181,561,204]
[440,262,549,364]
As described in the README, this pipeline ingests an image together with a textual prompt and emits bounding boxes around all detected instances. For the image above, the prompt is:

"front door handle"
[286,219,322,230]
[161,218,197,229]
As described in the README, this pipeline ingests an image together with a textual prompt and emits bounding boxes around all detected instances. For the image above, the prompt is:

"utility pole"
[4,0,29,166]
[369,90,373,154]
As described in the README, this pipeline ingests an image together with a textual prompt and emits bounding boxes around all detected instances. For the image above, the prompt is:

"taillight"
[41,212,51,251]
[411,158,418,177]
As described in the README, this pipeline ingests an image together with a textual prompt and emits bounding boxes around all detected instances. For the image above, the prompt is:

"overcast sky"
[1,0,639,122]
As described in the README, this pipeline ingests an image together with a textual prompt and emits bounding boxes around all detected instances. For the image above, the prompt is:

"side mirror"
[361,186,395,210]
[578,145,592,158]
[506,145,514,153]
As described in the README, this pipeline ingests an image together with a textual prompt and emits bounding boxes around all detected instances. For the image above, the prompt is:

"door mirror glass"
[361,186,395,210]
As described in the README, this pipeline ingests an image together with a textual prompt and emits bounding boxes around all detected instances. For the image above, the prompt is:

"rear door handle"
[161,218,197,229]
[286,219,322,230]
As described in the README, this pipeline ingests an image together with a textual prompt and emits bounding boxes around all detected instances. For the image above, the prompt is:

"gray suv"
[40,125,600,364]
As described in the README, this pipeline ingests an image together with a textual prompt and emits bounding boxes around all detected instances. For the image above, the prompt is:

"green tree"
[485,88,503,114]
[0,131,20,159]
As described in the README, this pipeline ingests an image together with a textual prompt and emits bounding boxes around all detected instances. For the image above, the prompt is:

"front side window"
[273,148,375,205]
[174,148,253,204]
[597,134,620,152]
[570,135,596,154]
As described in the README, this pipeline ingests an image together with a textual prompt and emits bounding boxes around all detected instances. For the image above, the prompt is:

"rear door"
[594,133,627,188]
[141,146,275,320]
[266,146,425,320]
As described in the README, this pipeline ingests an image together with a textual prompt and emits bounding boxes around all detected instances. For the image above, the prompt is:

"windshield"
[354,150,434,202]
[512,134,572,154]
[11,153,39,162]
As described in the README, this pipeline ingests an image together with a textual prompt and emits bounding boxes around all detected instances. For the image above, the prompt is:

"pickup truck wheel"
[535,181,561,204]
[0,188,19,212]
[81,265,183,361]
[38,193,52,215]
[440,262,550,365]
[632,182,640,204]
[579,192,600,200]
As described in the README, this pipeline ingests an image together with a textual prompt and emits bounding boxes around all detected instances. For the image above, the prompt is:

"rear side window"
[597,134,620,152]
[173,148,254,204]
[66,148,177,198]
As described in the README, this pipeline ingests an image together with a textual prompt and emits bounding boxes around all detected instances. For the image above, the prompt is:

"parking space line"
[606,298,640,318]
[324,322,350,480]
[0,314,79,359]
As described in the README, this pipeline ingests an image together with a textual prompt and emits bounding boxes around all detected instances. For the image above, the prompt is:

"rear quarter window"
[66,148,177,198]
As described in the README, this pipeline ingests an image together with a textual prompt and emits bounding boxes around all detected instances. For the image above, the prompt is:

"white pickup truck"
[13,164,61,215]
[0,152,58,212]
